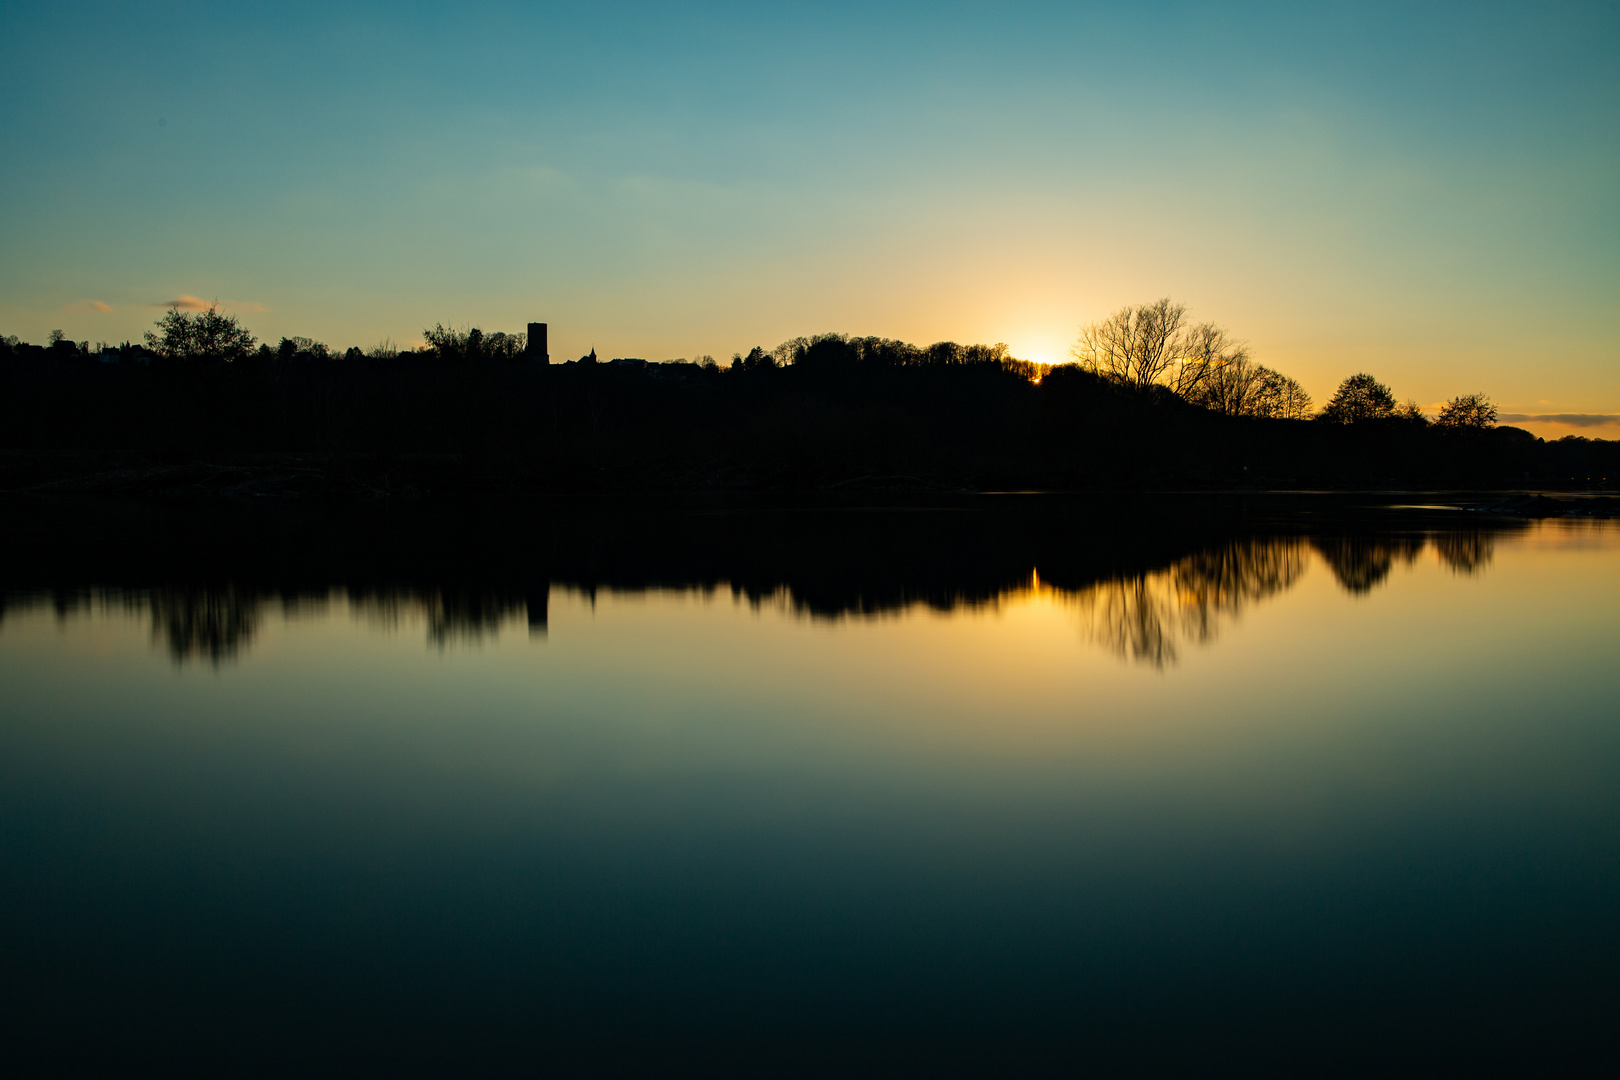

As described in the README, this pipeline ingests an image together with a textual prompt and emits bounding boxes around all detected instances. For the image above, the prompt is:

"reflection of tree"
[0,521,1507,666]
[417,590,529,645]
[7,586,539,663]
[1433,531,1494,575]
[347,588,532,644]
[1082,577,1177,666]
[142,586,261,664]
[1310,535,1427,594]
[1067,538,1309,668]
[145,586,532,658]
[1170,537,1310,639]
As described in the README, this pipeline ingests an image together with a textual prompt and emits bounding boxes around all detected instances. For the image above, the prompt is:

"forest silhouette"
[3,302,1616,493]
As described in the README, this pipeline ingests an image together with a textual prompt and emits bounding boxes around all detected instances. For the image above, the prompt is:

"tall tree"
[1318,373,1396,423]
[1070,298,1245,398]
[1189,355,1312,419]
[1435,392,1497,429]
[145,303,256,363]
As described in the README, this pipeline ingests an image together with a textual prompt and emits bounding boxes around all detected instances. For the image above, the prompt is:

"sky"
[1,0,1616,437]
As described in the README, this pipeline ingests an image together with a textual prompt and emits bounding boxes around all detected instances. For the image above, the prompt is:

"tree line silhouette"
[2,300,1614,493]
[0,494,1522,664]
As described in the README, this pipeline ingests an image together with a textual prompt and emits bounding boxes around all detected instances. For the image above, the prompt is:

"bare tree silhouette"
[1069,298,1246,398]
[1188,354,1314,419]
[1436,393,1497,429]
[145,303,256,364]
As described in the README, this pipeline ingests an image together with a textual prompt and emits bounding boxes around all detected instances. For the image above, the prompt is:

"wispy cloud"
[1500,413,1620,428]
[63,300,113,313]
[148,294,269,313]
[150,294,213,311]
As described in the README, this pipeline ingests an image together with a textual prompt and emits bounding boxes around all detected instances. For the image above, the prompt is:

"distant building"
[526,322,549,365]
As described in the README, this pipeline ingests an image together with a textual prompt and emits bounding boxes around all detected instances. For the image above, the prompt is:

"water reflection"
[1067,537,1309,667]
[3,498,1616,1075]
[1311,535,1428,593]
[1308,530,1503,593]
[349,587,541,646]
[146,584,261,661]
[1434,530,1495,575]
[94,587,537,663]
[0,496,1530,665]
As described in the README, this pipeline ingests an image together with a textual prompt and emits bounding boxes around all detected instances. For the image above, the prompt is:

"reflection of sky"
[11,521,1619,672]
[2,521,1618,1065]
[4,522,1615,757]
[1,2,1615,430]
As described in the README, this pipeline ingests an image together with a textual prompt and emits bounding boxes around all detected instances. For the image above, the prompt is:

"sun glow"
[1005,329,1072,366]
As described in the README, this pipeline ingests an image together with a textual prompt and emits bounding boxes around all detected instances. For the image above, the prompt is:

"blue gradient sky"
[2,1,1615,434]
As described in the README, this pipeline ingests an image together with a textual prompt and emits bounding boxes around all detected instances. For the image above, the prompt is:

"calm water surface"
[1,498,1616,1073]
